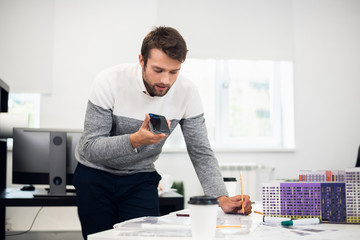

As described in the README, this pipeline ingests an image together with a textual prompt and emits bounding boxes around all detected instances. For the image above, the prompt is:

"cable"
[5,206,44,237]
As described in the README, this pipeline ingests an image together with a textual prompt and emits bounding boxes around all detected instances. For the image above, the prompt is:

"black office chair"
[356,145,360,167]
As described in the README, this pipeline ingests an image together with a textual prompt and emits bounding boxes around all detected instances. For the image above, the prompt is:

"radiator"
[220,163,274,201]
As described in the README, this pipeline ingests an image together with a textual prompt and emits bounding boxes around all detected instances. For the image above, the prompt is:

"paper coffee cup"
[188,196,218,240]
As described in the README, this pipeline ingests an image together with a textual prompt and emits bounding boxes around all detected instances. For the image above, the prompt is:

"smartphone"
[149,113,170,135]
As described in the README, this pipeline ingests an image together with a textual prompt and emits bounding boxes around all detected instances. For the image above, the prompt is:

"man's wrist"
[129,133,140,149]
[217,195,228,206]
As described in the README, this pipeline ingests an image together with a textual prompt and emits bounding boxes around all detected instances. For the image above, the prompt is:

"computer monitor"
[0,79,9,114]
[12,128,82,195]
[0,78,9,190]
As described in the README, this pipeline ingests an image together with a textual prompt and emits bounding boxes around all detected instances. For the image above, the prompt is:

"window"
[164,59,295,151]
[8,93,41,128]
[7,93,41,147]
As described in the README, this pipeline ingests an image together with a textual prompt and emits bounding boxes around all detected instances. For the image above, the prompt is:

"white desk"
[89,204,360,240]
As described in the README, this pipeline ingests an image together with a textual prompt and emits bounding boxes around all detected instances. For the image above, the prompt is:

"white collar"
[136,64,150,96]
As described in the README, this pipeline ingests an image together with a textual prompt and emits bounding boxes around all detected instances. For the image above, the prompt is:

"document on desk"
[253,222,342,239]
[113,215,192,237]
[112,208,260,238]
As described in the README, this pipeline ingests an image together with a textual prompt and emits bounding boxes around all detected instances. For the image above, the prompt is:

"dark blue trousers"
[73,163,161,239]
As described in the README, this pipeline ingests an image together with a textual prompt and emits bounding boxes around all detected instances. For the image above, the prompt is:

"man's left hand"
[218,195,252,215]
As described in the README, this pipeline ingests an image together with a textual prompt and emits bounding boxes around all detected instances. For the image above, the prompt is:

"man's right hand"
[129,114,169,149]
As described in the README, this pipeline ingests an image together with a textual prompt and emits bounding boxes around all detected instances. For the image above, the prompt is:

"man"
[74,26,252,239]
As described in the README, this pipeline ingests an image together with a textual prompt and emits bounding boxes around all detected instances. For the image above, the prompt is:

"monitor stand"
[48,131,67,195]
[34,131,70,197]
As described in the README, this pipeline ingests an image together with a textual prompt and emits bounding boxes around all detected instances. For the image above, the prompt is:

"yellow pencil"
[216,225,242,228]
[240,174,244,213]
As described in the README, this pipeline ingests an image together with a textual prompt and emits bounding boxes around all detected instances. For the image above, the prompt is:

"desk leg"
[0,206,4,240]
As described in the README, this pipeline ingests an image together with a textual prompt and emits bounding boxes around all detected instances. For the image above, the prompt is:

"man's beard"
[143,79,170,96]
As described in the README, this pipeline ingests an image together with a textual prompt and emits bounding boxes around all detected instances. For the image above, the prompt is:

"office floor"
[5,231,83,240]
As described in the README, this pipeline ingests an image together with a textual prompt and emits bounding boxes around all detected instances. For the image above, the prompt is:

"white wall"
[2,0,360,231]
[0,0,54,93]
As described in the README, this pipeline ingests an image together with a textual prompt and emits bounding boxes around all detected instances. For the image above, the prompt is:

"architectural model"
[262,168,359,223]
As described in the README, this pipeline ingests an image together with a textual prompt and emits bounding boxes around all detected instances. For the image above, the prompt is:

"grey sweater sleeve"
[76,101,138,167]
[180,114,228,198]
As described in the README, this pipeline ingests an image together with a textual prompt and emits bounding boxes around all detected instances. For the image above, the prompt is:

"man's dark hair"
[141,26,188,67]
